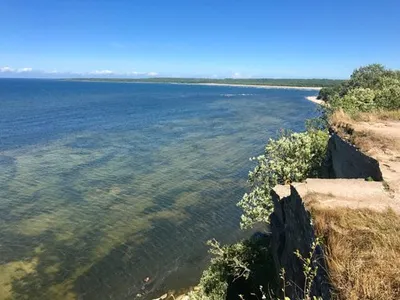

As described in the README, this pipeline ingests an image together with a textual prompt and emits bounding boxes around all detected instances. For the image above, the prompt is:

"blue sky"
[1,0,399,79]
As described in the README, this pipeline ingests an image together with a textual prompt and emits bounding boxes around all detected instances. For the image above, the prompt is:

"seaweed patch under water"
[0,81,318,299]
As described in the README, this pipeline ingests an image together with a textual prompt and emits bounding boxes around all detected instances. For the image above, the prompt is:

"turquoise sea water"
[0,79,318,299]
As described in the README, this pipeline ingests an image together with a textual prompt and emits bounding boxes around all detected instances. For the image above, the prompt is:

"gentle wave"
[220,93,255,97]
[0,79,318,300]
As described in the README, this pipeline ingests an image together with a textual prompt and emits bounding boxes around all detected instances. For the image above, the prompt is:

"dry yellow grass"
[330,109,400,126]
[352,110,400,122]
[311,207,400,300]
[329,109,355,135]
[350,130,400,153]
[329,110,400,153]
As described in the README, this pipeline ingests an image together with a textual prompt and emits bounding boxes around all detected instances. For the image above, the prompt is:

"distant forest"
[67,77,344,87]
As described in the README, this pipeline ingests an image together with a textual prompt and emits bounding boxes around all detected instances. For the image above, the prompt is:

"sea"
[0,79,318,300]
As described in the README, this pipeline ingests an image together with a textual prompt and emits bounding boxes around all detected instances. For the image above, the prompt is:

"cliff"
[156,119,400,300]
[269,123,400,299]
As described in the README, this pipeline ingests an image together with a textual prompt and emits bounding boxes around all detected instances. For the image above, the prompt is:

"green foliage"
[193,238,323,300]
[374,76,400,110]
[238,129,329,228]
[318,63,400,112]
[274,239,323,300]
[317,84,343,101]
[199,240,249,300]
[293,239,321,300]
[195,237,275,300]
[348,63,387,89]
[332,87,376,113]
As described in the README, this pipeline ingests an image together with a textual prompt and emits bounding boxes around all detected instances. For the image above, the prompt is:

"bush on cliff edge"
[238,129,329,228]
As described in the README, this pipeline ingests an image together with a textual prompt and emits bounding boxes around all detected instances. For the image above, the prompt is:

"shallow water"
[0,79,318,299]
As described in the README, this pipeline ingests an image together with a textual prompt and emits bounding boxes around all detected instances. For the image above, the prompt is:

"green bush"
[374,77,400,110]
[318,63,400,112]
[194,128,329,299]
[238,129,329,228]
[194,236,275,300]
[334,87,376,113]
[199,240,249,300]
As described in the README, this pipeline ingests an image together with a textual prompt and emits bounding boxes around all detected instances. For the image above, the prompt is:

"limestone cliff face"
[269,186,331,300]
[267,133,387,300]
[326,133,382,180]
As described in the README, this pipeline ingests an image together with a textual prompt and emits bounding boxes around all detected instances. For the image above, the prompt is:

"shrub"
[375,80,400,110]
[319,63,400,113]
[196,235,276,300]
[337,87,376,113]
[238,129,329,228]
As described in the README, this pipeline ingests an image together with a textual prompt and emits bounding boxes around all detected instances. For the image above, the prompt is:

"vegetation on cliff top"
[311,207,400,300]
[191,63,400,300]
[238,129,329,228]
[318,64,400,113]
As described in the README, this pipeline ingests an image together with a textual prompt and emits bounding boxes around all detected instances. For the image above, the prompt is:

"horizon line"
[0,76,347,80]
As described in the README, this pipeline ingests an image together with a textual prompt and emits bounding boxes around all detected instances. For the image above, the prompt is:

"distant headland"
[65,77,344,90]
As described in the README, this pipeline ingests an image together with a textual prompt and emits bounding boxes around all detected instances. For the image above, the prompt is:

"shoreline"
[305,96,326,105]
[169,82,322,91]
[65,79,322,91]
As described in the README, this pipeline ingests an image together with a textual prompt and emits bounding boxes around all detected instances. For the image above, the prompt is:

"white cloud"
[16,67,33,73]
[0,65,159,78]
[0,66,14,72]
[45,69,59,74]
[126,71,140,76]
[232,72,241,78]
[89,70,114,75]
[1,66,34,73]
[124,71,158,77]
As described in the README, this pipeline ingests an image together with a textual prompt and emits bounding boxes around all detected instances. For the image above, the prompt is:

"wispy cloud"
[126,71,141,76]
[89,70,114,75]
[0,66,14,72]
[0,66,33,73]
[16,67,33,73]
[45,69,60,74]
[125,71,158,77]
[232,72,242,78]
[0,66,159,78]
[230,72,253,79]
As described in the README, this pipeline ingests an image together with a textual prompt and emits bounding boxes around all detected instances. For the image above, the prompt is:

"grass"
[329,109,400,129]
[329,110,355,136]
[329,109,400,153]
[352,109,400,122]
[349,130,398,153]
[311,207,400,300]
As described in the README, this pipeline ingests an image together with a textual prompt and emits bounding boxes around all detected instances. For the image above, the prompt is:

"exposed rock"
[268,131,400,299]
[327,133,383,180]
[270,186,331,300]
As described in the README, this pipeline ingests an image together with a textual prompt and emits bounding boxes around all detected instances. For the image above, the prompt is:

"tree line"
[70,77,344,88]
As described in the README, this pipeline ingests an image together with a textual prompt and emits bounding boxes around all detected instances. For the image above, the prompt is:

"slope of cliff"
[270,114,400,300]
[155,64,400,300]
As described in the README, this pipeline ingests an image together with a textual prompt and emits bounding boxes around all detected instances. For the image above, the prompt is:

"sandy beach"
[305,96,326,105]
[176,82,325,105]
[190,82,322,91]
[190,83,326,105]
